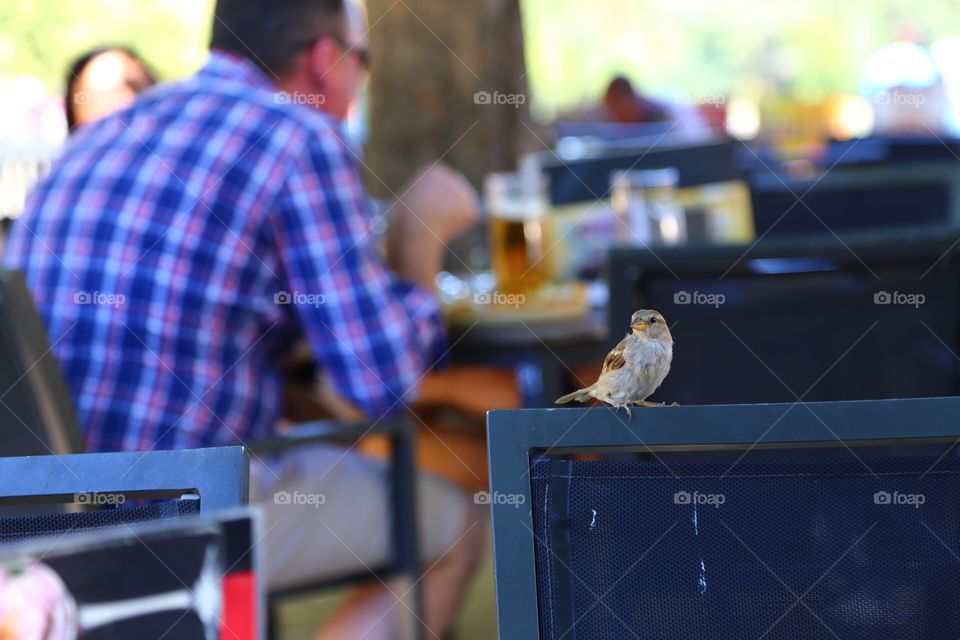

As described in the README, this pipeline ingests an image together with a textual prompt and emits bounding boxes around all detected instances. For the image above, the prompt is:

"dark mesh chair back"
[749,163,960,236]
[542,140,740,205]
[0,447,247,551]
[608,228,960,404]
[487,400,960,640]
[0,499,201,544]
[531,453,960,639]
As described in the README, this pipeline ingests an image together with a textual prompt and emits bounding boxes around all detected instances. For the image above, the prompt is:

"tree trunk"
[364,0,532,196]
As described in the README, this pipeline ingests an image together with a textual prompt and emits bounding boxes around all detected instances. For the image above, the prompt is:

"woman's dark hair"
[65,46,157,132]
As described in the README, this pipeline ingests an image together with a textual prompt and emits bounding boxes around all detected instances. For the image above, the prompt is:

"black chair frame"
[487,397,960,639]
[0,446,248,511]
[607,225,960,351]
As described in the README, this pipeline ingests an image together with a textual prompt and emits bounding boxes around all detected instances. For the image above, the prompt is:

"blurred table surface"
[447,308,609,407]
[285,305,610,410]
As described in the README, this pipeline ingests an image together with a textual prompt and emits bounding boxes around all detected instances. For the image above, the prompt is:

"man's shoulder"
[60,67,349,189]
[145,70,341,140]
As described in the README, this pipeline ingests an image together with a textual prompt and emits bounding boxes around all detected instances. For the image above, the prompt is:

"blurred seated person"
[65,46,156,132]
[602,75,672,124]
[574,74,711,139]
[861,28,952,136]
[4,0,486,638]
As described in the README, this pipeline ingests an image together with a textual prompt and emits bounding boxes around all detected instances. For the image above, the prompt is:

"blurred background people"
[570,74,712,139]
[860,25,952,136]
[64,46,156,132]
[600,75,671,124]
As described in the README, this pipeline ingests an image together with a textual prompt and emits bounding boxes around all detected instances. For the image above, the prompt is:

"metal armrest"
[249,418,410,454]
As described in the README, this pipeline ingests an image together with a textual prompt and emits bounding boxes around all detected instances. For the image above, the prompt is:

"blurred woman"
[65,47,156,132]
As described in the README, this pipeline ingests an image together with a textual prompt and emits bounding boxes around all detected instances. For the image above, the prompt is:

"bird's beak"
[631,321,648,332]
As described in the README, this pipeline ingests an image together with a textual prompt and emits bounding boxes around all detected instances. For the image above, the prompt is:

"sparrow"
[555,309,673,416]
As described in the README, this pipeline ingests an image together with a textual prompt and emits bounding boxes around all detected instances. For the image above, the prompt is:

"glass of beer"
[485,170,549,295]
[610,168,687,246]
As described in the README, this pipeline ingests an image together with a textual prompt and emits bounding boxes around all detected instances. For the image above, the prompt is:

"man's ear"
[305,37,341,87]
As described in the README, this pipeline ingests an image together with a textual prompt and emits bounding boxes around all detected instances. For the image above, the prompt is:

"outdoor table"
[447,308,608,407]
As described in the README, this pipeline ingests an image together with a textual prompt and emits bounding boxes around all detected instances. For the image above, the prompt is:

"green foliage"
[5,0,960,120]
[0,0,213,90]
[520,0,960,117]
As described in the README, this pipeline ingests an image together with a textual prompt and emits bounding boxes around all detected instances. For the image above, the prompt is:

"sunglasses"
[296,34,370,70]
[329,34,370,69]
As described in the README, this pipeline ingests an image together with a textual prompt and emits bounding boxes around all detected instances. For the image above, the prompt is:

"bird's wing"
[600,336,629,375]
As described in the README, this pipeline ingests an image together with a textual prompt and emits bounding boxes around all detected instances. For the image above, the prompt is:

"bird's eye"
[649,317,657,323]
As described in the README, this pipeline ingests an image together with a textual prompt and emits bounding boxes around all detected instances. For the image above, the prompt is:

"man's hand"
[387,163,480,290]
[399,163,480,241]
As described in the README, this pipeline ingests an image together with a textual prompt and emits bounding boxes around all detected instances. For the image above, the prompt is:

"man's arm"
[386,164,479,290]
[271,128,475,419]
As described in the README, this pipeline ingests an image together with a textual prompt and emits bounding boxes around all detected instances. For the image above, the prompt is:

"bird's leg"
[623,404,632,418]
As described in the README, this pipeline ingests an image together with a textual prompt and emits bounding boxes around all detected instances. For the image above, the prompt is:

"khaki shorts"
[249,443,468,591]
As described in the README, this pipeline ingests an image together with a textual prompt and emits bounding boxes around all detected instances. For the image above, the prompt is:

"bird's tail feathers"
[555,386,594,405]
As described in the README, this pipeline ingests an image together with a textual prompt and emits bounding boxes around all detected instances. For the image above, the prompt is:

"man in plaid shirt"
[5,0,485,637]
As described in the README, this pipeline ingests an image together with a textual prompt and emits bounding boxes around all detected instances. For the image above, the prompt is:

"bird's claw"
[611,401,680,417]
[612,404,632,418]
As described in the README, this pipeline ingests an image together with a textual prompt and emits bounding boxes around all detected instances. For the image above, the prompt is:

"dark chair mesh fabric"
[750,180,950,236]
[0,500,201,544]
[640,263,960,405]
[531,454,960,639]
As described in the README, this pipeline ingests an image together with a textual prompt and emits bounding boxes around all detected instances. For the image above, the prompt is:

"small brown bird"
[555,309,673,416]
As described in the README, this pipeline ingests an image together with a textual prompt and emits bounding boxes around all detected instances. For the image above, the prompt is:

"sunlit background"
[5,0,960,145]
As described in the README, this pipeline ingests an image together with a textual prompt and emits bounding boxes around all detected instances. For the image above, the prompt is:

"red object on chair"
[221,570,257,640]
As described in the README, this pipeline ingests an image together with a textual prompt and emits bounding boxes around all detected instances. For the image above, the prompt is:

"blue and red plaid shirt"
[4,52,444,452]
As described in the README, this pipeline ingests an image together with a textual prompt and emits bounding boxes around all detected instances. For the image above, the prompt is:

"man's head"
[210,0,369,121]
